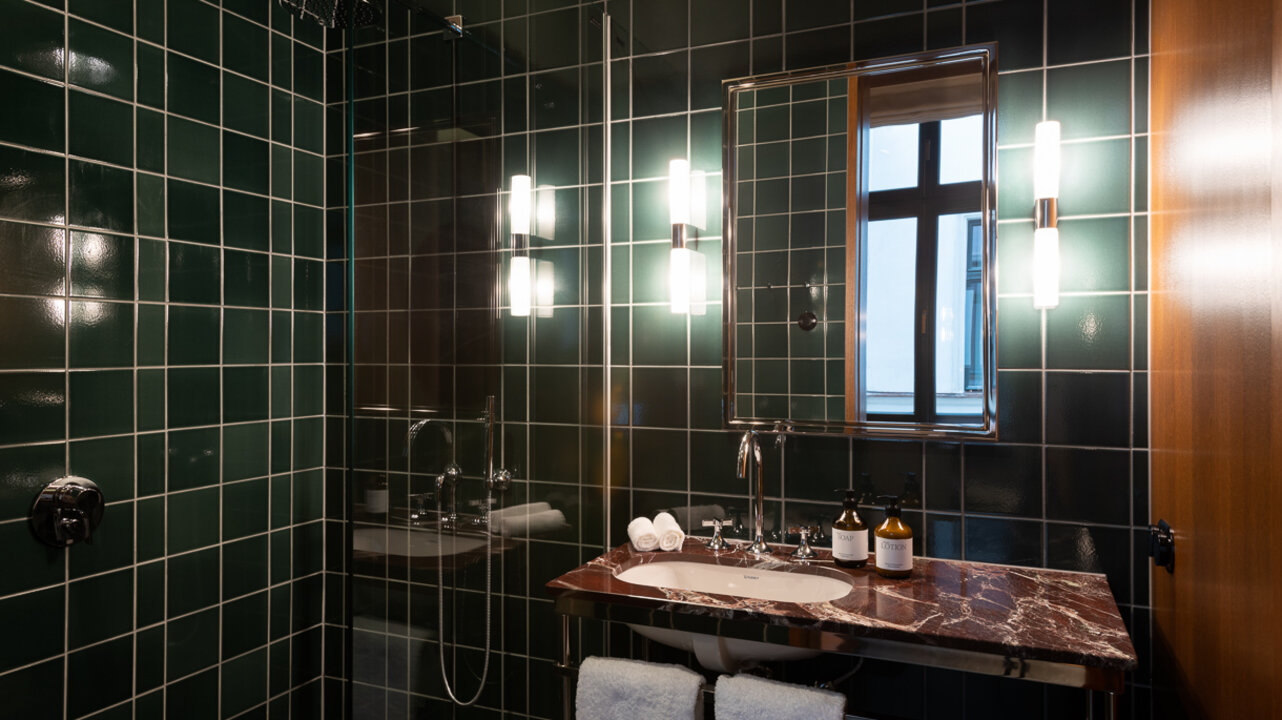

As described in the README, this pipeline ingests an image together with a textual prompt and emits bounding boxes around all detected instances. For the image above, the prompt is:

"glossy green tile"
[224,366,270,424]
[294,97,324,155]
[167,546,220,617]
[168,179,221,244]
[1045,447,1130,525]
[293,43,323,101]
[223,13,268,81]
[138,239,166,303]
[1047,61,1130,141]
[137,304,164,365]
[168,0,219,62]
[136,626,164,693]
[225,131,270,195]
[169,242,221,305]
[1046,294,1130,370]
[965,516,1042,566]
[167,668,218,720]
[137,368,165,431]
[996,296,1040,369]
[67,19,133,100]
[269,144,292,200]
[167,367,220,427]
[168,116,221,185]
[224,308,270,364]
[69,301,133,368]
[68,500,132,577]
[67,636,133,718]
[223,73,270,139]
[222,591,268,659]
[270,422,290,474]
[0,296,65,370]
[0,587,63,673]
[224,476,268,540]
[221,648,268,718]
[294,312,323,362]
[271,255,291,309]
[965,0,1042,71]
[167,52,220,124]
[996,71,1041,146]
[293,365,322,417]
[71,160,134,232]
[68,0,130,32]
[167,427,220,491]
[270,366,290,418]
[997,369,1041,444]
[224,249,270,307]
[0,144,66,224]
[137,431,165,496]
[1060,138,1130,217]
[293,151,324,205]
[0,1,64,79]
[0,659,63,719]
[167,606,219,682]
[1047,0,1129,65]
[271,87,292,143]
[963,443,1042,515]
[68,568,133,650]
[69,91,135,167]
[0,221,64,296]
[631,305,688,365]
[1057,217,1132,292]
[224,534,269,600]
[133,110,166,176]
[292,469,322,523]
[224,189,271,251]
[1045,371,1129,447]
[996,146,1033,221]
[168,486,221,554]
[267,319,292,376]
[136,558,165,619]
[70,231,133,300]
[137,42,165,109]
[294,206,324,259]
[137,173,166,239]
[292,417,322,469]
[69,369,133,437]
[0,70,64,152]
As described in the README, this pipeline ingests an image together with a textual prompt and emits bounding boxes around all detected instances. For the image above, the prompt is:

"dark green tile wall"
[0,0,328,717]
[328,0,1151,718]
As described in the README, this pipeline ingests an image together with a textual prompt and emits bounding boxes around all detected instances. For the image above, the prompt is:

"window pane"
[939,114,982,184]
[868,123,919,191]
[935,213,984,416]
[865,217,917,414]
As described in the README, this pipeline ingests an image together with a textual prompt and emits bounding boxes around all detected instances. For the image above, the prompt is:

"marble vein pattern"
[547,539,1138,671]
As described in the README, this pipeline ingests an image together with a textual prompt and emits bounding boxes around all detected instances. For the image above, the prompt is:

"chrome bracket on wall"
[30,476,105,548]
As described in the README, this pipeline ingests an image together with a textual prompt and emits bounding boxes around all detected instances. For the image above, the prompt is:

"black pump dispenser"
[878,495,902,517]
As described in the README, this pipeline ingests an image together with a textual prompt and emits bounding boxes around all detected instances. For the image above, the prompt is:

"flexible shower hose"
[435,492,493,706]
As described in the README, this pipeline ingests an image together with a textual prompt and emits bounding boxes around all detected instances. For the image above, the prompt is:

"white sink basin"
[616,560,852,672]
[616,561,852,603]
[353,527,488,558]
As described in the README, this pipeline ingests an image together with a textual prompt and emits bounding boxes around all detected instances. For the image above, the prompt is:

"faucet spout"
[736,430,770,555]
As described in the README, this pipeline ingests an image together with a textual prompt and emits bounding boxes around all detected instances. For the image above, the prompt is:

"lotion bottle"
[874,495,913,578]
[830,489,868,568]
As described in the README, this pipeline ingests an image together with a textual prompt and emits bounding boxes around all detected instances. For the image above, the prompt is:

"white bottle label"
[876,536,913,571]
[366,488,388,514]
[831,528,868,562]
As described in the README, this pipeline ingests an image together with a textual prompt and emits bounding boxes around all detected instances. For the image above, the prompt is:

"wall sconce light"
[669,158,707,315]
[509,174,533,317]
[1032,120,1060,310]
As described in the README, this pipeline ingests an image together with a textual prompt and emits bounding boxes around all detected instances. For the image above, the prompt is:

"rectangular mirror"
[723,45,998,438]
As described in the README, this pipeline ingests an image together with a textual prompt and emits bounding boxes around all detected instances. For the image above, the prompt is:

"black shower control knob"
[797,310,818,331]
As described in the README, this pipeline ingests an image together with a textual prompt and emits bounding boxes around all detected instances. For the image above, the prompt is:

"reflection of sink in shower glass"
[353,527,488,558]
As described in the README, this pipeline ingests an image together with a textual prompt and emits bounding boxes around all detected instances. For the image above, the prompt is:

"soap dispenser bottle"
[831,489,868,568]
[874,495,913,578]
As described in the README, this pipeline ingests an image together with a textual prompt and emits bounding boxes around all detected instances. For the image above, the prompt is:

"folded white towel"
[489,501,552,521]
[628,517,659,551]
[673,504,726,535]
[653,511,685,551]
[715,674,845,720]
[576,656,704,720]
[495,508,566,537]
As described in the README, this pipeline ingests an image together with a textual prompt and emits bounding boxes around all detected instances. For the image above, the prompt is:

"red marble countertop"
[546,538,1138,672]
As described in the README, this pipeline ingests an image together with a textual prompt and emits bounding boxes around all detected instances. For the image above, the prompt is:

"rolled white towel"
[715,674,845,720]
[652,511,685,551]
[576,656,705,720]
[489,501,552,521]
[496,508,566,537]
[628,517,659,551]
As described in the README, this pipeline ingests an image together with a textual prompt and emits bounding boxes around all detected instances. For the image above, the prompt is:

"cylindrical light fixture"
[509,175,533,316]
[1032,121,1060,309]
[669,158,705,314]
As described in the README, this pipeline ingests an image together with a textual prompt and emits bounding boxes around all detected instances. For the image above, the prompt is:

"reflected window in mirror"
[724,45,997,438]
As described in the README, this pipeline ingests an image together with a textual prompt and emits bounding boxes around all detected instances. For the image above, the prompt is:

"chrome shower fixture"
[276,0,379,28]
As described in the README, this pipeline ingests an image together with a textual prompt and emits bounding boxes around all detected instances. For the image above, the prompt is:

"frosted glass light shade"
[509,255,532,317]
[1033,227,1060,309]
[669,159,690,226]
[509,174,532,235]
[1033,121,1060,200]
[670,247,707,315]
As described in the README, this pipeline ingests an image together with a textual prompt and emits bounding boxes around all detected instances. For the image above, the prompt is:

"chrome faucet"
[736,430,771,555]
